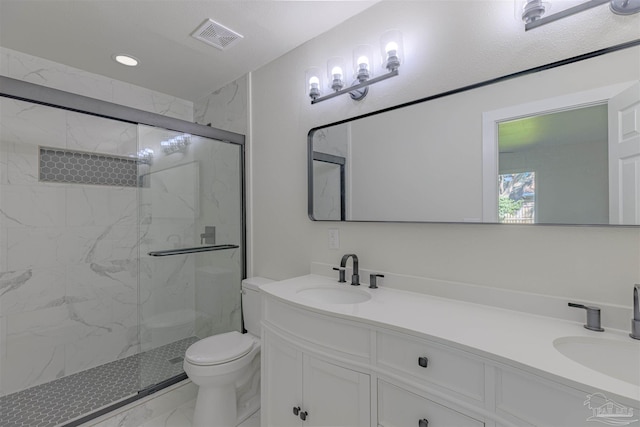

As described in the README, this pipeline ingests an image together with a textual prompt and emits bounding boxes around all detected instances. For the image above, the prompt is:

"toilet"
[184,277,273,427]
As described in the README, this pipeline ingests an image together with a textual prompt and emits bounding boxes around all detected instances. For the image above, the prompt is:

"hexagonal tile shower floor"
[0,336,198,427]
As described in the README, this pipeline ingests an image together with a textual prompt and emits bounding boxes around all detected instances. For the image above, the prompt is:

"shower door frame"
[0,75,247,425]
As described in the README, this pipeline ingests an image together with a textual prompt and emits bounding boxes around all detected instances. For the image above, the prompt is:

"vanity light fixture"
[307,30,403,104]
[112,54,139,67]
[161,134,191,155]
[305,67,324,100]
[521,0,547,23]
[134,148,154,165]
[327,57,346,92]
[523,0,640,30]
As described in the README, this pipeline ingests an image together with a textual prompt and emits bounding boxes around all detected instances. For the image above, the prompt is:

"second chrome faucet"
[568,302,604,332]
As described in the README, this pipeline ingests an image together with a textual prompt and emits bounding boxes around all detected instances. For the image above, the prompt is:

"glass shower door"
[137,124,244,391]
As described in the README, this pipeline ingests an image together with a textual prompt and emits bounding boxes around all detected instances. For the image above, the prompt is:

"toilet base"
[184,334,261,427]
[192,382,237,427]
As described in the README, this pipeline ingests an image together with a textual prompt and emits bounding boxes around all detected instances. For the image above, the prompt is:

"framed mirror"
[308,40,640,225]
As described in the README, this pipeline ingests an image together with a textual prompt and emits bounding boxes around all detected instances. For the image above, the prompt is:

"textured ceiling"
[0,0,378,102]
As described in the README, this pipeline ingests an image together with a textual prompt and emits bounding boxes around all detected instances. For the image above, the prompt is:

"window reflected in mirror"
[498,172,536,224]
[497,105,608,225]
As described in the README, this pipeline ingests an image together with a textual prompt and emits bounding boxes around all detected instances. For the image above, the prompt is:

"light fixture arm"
[311,69,399,104]
[525,0,609,30]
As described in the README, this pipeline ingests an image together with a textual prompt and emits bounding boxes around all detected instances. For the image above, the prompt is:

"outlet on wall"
[328,228,340,249]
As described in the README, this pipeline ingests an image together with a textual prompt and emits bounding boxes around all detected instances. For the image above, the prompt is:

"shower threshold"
[0,336,199,427]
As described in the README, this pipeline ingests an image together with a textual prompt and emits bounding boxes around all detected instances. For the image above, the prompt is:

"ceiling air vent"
[191,19,244,50]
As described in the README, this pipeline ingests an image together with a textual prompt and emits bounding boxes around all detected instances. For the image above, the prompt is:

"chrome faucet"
[631,284,640,340]
[568,302,604,332]
[340,254,360,286]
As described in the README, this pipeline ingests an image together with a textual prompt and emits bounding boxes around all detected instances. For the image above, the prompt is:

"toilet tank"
[242,277,274,337]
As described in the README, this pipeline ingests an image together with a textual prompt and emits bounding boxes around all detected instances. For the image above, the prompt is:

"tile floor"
[140,401,260,427]
[0,337,198,427]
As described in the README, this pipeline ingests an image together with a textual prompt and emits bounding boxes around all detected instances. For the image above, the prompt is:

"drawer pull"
[293,406,300,416]
[418,356,429,368]
[299,410,309,421]
[419,418,429,427]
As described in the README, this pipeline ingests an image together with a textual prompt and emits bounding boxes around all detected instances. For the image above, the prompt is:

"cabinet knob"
[293,406,300,416]
[419,418,429,427]
[418,356,429,368]
[299,410,308,421]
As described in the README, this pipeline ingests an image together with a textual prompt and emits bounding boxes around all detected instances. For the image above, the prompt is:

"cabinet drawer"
[376,331,484,402]
[378,380,484,427]
[263,297,370,359]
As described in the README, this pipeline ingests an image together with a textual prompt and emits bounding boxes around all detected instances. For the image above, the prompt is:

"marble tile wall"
[193,76,247,338]
[0,47,197,396]
[0,47,245,399]
[193,136,243,338]
[0,47,194,122]
[137,126,243,349]
[194,75,247,134]
[0,98,139,396]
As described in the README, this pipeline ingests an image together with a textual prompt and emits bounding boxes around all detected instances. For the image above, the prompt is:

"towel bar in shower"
[148,244,239,257]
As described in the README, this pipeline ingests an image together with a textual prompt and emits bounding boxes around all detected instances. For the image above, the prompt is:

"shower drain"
[169,356,184,365]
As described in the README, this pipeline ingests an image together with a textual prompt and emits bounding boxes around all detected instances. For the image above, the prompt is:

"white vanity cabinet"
[378,380,483,427]
[261,304,371,427]
[376,330,485,405]
[261,293,483,427]
[262,331,302,427]
[260,277,640,427]
[375,329,487,427]
[262,329,371,427]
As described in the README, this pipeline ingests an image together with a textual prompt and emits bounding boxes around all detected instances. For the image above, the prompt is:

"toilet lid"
[185,331,255,366]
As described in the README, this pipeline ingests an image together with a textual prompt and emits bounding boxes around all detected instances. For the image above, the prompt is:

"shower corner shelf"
[148,244,239,257]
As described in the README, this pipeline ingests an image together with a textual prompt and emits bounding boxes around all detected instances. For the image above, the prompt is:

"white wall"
[250,1,640,307]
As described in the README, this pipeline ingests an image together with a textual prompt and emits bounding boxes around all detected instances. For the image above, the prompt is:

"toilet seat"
[185,331,255,366]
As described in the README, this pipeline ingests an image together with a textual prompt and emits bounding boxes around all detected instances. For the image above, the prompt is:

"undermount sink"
[296,287,371,304]
[553,336,640,386]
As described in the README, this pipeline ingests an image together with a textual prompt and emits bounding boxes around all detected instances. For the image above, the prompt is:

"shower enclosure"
[0,77,245,427]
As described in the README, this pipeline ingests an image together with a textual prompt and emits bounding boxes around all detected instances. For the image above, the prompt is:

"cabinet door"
[262,331,303,427]
[303,355,371,427]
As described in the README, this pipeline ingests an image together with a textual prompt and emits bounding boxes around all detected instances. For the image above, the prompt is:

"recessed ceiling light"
[113,54,139,67]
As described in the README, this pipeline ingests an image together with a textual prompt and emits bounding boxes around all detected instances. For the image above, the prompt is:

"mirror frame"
[308,39,640,225]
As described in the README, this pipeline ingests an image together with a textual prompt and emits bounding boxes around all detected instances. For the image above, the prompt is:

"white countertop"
[260,274,640,405]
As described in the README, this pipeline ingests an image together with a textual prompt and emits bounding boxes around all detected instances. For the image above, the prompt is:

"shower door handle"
[148,244,239,256]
